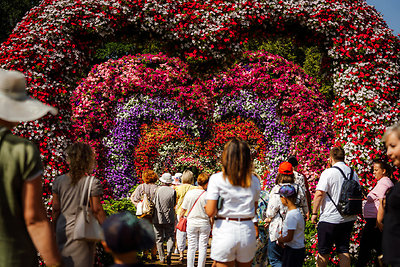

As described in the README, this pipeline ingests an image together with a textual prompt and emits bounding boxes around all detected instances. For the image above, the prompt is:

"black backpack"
[327,166,362,216]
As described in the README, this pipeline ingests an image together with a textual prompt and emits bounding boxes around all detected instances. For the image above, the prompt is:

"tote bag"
[73,176,104,242]
[135,194,153,217]
[136,201,144,216]
[134,184,156,218]
[141,193,154,216]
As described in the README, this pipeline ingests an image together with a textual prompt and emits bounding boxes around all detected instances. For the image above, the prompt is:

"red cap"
[278,162,293,175]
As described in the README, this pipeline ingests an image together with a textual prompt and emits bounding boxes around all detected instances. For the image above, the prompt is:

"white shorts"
[210,219,257,263]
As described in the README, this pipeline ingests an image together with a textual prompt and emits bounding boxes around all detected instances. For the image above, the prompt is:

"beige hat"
[160,173,173,184]
[0,69,58,122]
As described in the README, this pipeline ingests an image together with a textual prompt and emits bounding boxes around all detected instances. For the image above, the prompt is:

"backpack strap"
[332,166,354,181]
[294,183,308,217]
[259,196,268,207]
[326,166,353,214]
[277,209,284,220]
[326,190,340,214]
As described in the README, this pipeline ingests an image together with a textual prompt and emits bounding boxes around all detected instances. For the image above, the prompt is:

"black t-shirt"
[382,182,400,265]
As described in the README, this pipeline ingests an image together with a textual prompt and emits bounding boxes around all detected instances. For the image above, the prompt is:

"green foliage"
[95,42,137,61]
[303,46,322,80]
[304,220,318,266]
[102,185,138,215]
[245,37,301,63]
[244,36,334,101]
[102,197,136,216]
[0,0,41,43]
[93,33,166,64]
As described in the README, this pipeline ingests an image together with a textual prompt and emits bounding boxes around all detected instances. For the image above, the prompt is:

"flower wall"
[1,0,399,263]
[0,0,398,195]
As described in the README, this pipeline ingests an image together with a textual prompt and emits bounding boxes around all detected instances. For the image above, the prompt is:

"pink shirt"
[363,176,394,218]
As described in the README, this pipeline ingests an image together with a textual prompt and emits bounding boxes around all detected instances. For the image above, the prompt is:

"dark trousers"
[357,218,382,267]
[282,246,305,267]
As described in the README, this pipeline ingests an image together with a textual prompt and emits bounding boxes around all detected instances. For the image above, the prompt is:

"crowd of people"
[1,69,400,267]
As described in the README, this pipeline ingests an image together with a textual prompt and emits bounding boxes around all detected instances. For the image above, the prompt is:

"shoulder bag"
[176,191,205,232]
[135,184,156,218]
[73,176,104,241]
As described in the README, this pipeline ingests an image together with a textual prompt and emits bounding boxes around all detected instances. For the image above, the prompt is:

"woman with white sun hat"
[0,69,61,266]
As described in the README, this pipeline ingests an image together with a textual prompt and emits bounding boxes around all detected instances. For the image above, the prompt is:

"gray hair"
[383,123,400,142]
[181,170,194,184]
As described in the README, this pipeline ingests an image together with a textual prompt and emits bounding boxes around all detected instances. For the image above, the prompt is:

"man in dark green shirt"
[0,69,61,266]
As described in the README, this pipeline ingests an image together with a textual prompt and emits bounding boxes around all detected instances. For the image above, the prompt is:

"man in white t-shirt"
[311,146,359,267]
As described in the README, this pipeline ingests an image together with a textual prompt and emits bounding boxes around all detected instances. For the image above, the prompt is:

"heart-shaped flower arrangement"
[1,0,399,200]
[73,51,333,198]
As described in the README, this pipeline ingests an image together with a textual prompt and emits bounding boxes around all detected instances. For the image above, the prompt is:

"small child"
[277,184,305,267]
[101,211,156,267]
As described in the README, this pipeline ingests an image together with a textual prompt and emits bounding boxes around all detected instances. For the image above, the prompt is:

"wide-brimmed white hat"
[0,69,58,122]
[160,173,173,184]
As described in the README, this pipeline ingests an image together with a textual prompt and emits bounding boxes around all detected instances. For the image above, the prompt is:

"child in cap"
[102,211,156,267]
[277,184,305,267]
[172,172,183,189]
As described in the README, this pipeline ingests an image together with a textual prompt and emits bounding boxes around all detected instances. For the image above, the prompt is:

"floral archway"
[1,0,400,263]
[72,51,332,197]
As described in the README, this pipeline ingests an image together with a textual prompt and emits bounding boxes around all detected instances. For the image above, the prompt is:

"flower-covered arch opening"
[74,51,333,198]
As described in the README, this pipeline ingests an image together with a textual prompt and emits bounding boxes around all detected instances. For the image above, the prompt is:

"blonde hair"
[221,138,253,188]
[182,170,194,184]
[65,143,95,185]
[383,123,400,142]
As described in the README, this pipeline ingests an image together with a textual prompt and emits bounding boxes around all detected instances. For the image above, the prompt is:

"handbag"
[141,193,154,216]
[176,191,205,232]
[134,185,155,218]
[73,176,104,241]
[136,200,144,216]
[136,193,154,218]
[176,216,187,232]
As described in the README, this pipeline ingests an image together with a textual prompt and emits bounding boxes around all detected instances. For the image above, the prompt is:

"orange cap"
[278,162,293,175]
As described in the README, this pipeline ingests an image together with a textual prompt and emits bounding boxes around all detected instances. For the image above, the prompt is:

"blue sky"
[366,0,400,36]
